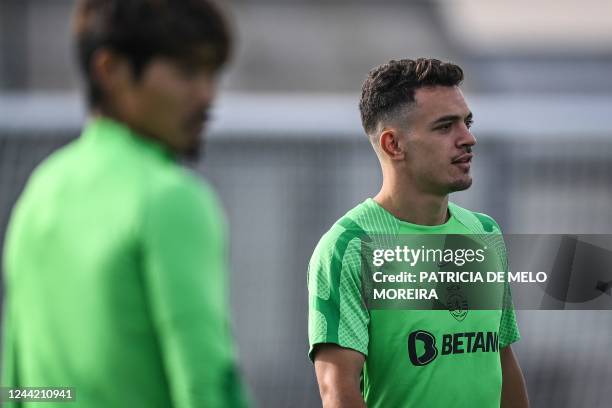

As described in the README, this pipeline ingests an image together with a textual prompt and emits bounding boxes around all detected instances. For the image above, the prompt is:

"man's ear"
[379,128,405,161]
[90,48,133,98]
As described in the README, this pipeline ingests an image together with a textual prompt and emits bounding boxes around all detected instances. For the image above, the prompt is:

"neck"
[373,168,449,226]
[94,103,123,122]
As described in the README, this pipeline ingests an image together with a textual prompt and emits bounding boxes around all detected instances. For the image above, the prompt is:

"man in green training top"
[2,1,248,407]
[308,58,529,407]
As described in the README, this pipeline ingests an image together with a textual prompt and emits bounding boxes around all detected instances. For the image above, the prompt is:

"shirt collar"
[81,116,176,162]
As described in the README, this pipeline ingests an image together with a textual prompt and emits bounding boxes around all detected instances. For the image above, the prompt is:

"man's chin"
[448,177,472,193]
[180,138,204,162]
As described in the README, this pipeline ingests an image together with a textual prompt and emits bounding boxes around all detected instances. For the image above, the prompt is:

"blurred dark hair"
[73,0,232,107]
[359,58,464,135]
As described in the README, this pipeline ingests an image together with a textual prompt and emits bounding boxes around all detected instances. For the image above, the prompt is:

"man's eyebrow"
[430,112,473,126]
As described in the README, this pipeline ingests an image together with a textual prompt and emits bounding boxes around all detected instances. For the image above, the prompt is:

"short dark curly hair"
[73,0,232,108]
[359,58,464,135]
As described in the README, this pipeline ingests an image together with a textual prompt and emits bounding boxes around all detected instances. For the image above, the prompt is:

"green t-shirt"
[2,117,248,407]
[308,198,520,408]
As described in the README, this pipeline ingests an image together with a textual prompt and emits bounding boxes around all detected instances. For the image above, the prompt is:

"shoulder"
[311,202,371,263]
[144,164,224,228]
[150,166,221,211]
[23,140,81,191]
[449,202,503,234]
[472,212,502,233]
[308,205,369,302]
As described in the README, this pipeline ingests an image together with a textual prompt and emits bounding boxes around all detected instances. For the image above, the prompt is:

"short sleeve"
[499,282,521,348]
[474,212,521,348]
[308,230,370,361]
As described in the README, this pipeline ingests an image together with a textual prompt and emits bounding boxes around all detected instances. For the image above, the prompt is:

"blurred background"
[1,0,611,407]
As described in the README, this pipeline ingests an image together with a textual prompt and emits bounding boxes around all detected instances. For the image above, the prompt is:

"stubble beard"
[181,136,205,162]
[448,176,473,193]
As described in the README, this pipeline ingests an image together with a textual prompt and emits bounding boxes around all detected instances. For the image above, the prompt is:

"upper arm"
[314,344,366,408]
[314,343,365,381]
[499,290,521,348]
[474,212,521,348]
[308,233,370,360]
[500,345,515,365]
[142,178,246,407]
[500,346,529,408]
[143,178,228,334]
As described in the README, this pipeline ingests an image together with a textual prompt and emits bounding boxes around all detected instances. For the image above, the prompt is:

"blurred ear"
[90,48,133,100]
[379,128,405,161]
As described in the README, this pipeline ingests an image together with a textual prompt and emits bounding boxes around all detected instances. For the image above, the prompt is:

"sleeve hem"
[499,334,521,349]
[308,340,368,363]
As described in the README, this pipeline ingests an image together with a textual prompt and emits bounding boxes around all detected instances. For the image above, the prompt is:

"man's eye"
[437,123,452,131]
[465,119,474,129]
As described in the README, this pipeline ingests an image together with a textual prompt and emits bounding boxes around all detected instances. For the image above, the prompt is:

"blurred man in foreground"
[308,58,529,407]
[2,1,248,406]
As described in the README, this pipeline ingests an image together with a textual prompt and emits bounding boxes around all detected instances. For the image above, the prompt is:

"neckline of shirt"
[83,116,176,162]
[365,197,459,232]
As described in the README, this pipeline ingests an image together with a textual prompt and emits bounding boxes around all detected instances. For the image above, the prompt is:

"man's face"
[398,85,476,195]
[115,55,217,158]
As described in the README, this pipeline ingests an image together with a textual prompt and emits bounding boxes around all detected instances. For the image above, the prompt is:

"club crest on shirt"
[446,284,468,321]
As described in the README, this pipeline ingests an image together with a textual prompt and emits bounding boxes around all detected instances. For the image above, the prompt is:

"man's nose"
[194,76,217,106]
[458,125,477,148]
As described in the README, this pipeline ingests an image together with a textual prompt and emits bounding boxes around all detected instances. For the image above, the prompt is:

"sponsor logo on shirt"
[407,330,499,366]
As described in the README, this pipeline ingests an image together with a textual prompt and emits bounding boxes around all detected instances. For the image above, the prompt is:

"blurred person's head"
[72,0,232,158]
[359,58,476,196]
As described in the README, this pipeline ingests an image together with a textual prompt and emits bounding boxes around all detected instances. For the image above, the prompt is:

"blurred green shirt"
[2,117,248,407]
